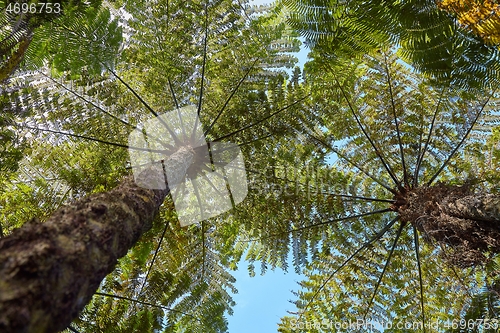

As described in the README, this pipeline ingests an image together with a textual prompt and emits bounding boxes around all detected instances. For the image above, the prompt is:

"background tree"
[437,0,500,45]
[0,0,121,190]
[278,0,500,90]
[0,0,109,81]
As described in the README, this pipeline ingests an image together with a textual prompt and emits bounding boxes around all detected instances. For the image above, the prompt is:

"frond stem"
[330,69,401,188]
[213,95,310,142]
[204,58,258,136]
[413,225,426,332]
[364,218,405,320]
[94,292,202,322]
[426,92,493,186]
[413,85,446,187]
[383,53,407,189]
[299,216,399,321]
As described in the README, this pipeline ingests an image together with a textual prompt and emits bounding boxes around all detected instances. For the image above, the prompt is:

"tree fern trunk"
[0,146,194,333]
[399,184,500,267]
[0,33,33,83]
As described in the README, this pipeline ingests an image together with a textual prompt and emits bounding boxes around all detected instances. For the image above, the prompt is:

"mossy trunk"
[398,184,500,267]
[0,147,194,333]
[0,33,33,83]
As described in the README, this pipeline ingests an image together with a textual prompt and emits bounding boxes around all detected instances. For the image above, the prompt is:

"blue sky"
[227,262,303,332]
[227,1,311,332]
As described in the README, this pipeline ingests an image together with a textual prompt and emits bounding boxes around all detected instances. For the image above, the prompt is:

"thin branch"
[219,160,396,204]
[94,292,202,322]
[189,180,207,279]
[137,221,171,298]
[126,151,395,206]
[329,68,401,187]
[17,124,166,154]
[213,95,310,142]
[235,0,252,21]
[412,116,425,188]
[198,169,229,197]
[68,326,81,333]
[249,167,393,202]
[239,209,393,243]
[189,132,273,161]
[413,86,446,187]
[320,193,394,203]
[204,58,258,136]
[189,0,210,144]
[197,0,210,117]
[40,72,132,128]
[107,68,159,118]
[201,221,206,279]
[151,9,185,142]
[168,78,187,141]
[51,21,180,146]
[438,243,473,297]
[306,132,396,194]
[168,78,179,110]
[39,71,175,152]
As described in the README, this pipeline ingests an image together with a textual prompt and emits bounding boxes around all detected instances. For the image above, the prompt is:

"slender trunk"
[0,146,194,333]
[398,184,500,267]
[0,33,33,83]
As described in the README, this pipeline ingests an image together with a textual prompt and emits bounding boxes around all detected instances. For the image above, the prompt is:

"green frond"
[280,0,500,90]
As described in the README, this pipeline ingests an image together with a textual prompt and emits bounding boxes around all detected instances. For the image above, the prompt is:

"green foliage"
[0,0,109,80]
[27,5,122,76]
[445,258,500,333]
[0,113,25,174]
[0,76,38,181]
[2,0,500,332]
[279,0,500,90]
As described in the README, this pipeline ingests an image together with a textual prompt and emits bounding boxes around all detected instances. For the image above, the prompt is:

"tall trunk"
[398,184,500,267]
[0,146,194,333]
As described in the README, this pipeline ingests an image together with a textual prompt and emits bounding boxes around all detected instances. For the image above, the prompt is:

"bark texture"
[398,183,500,267]
[0,146,194,333]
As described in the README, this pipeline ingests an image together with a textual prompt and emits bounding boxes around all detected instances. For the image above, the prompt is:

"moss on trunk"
[0,146,194,333]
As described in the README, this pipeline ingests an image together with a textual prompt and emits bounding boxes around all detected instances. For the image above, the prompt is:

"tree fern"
[274,51,500,332]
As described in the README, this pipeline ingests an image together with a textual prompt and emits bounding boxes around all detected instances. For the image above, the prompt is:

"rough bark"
[0,146,194,333]
[398,183,500,267]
